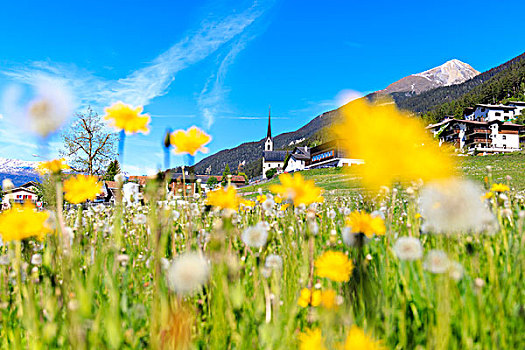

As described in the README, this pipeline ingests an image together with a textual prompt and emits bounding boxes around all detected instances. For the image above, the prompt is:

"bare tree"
[61,107,118,175]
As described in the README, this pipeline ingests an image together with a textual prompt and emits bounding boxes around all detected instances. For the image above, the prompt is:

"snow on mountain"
[0,157,41,187]
[375,59,480,96]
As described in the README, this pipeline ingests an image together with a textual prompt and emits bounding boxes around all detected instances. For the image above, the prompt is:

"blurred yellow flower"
[298,328,326,350]
[320,289,337,309]
[270,173,323,206]
[274,195,283,204]
[0,203,51,241]
[104,102,150,134]
[37,158,70,175]
[280,203,290,211]
[170,126,211,156]
[298,288,322,308]
[206,186,239,210]
[341,325,384,350]
[346,211,386,238]
[315,251,353,282]
[332,99,454,190]
[482,192,494,200]
[240,198,255,209]
[491,183,510,193]
[257,194,267,203]
[63,175,102,204]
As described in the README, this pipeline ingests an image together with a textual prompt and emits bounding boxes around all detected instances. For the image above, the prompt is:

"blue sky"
[0,0,524,175]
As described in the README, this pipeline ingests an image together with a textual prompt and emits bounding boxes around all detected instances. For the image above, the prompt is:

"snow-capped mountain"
[376,59,480,95]
[0,157,40,187]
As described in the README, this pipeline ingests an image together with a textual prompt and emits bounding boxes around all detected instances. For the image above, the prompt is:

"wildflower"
[206,186,239,210]
[328,209,336,220]
[63,175,102,204]
[449,261,464,281]
[298,288,322,308]
[36,158,70,175]
[345,211,386,238]
[262,198,275,211]
[315,251,354,282]
[393,237,423,261]
[265,254,283,271]
[341,325,384,350]
[0,203,51,241]
[240,198,255,209]
[320,289,337,309]
[482,192,494,200]
[270,173,323,206]
[170,126,211,155]
[274,195,283,204]
[490,183,510,193]
[26,79,74,137]
[420,178,495,234]
[241,222,269,248]
[423,250,449,274]
[332,99,454,190]
[115,173,126,184]
[166,252,210,295]
[298,328,326,350]
[257,194,267,203]
[2,179,14,191]
[103,102,150,134]
[31,254,42,266]
[133,214,147,225]
[280,203,290,211]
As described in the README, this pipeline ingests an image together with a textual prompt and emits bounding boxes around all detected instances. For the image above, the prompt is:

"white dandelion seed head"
[308,220,319,235]
[328,209,336,220]
[420,178,495,234]
[166,252,210,295]
[172,210,180,220]
[343,207,352,216]
[241,222,269,248]
[342,227,369,247]
[2,179,14,191]
[265,254,283,271]
[25,78,75,138]
[133,214,147,225]
[0,255,10,266]
[114,173,126,184]
[474,277,485,288]
[262,198,275,211]
[393,237,423,261]
[423,250,450,274]
[448,261,464,281]
[31,254,42,266]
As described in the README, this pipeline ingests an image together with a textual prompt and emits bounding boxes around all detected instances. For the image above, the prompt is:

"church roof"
[263,150,287,162]
[267,107,272,139]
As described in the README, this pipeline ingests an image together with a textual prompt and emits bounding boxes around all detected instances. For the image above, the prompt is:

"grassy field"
[241,153,525,196]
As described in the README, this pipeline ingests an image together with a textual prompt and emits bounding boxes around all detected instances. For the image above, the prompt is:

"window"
[495,112,501,116]
[502,135,506,140]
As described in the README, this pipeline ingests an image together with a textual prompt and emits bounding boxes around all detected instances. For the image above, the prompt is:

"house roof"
[170,174,246,183]
[475,104,516,110]
[507,101,525,106]
[105,181,119,189]
[8,187,37,194]
[263,150,287,162]
[128,175,152,185]
[426,117,453,129]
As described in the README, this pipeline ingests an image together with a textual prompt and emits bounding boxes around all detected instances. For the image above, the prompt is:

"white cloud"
[2,2,270,111]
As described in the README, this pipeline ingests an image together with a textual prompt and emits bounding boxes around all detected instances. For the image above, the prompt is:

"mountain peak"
[376,59,480,96]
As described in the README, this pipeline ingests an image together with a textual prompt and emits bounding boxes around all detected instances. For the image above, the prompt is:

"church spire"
[267,106,272,139]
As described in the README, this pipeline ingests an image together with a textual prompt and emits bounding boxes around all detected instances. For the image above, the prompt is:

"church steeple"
[267,106,272,139]
[264,106,273,151]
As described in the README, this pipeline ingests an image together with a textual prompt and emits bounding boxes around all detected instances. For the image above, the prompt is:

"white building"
[284,147,309,173]
[262,109,287,178]
[507,101,525,118]
[2,181,39,209]
[471,104,516,122]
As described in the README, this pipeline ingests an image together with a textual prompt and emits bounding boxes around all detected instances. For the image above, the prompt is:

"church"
[262,109,287,178]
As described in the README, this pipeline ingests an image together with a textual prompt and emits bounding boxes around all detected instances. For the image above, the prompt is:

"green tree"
[206,176,219,189]
[221,164,231,185]
[104,160,121,181]
[265,168,277,179]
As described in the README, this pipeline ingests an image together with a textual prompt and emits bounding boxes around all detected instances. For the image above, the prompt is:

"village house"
[2,181,40,209]
[427,118,522,153]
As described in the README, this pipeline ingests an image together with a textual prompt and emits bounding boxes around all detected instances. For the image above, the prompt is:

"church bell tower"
[264,107,273,151]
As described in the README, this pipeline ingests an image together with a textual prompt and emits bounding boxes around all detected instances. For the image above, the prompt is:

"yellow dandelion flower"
[170,126,211,156]
[104,102,150,134]
[205,186,239,210]
[240,198,255,209]
[341,325,385,350]
[298,328,327,350]
[490,183,510,193]
[298,288,322,308]
[274,195,283,204]
[315,251,353,282]
[280,203,290,211]
[320,289,337,309]
[63,175,102,204]
[482,192,494,200]
[37,158,70,175]
[332,99,454,190]
[415,213,422,219]
[257,194,267,203]
[270,173,323,206]
[0,203,51,241]
[345,211,386,238]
